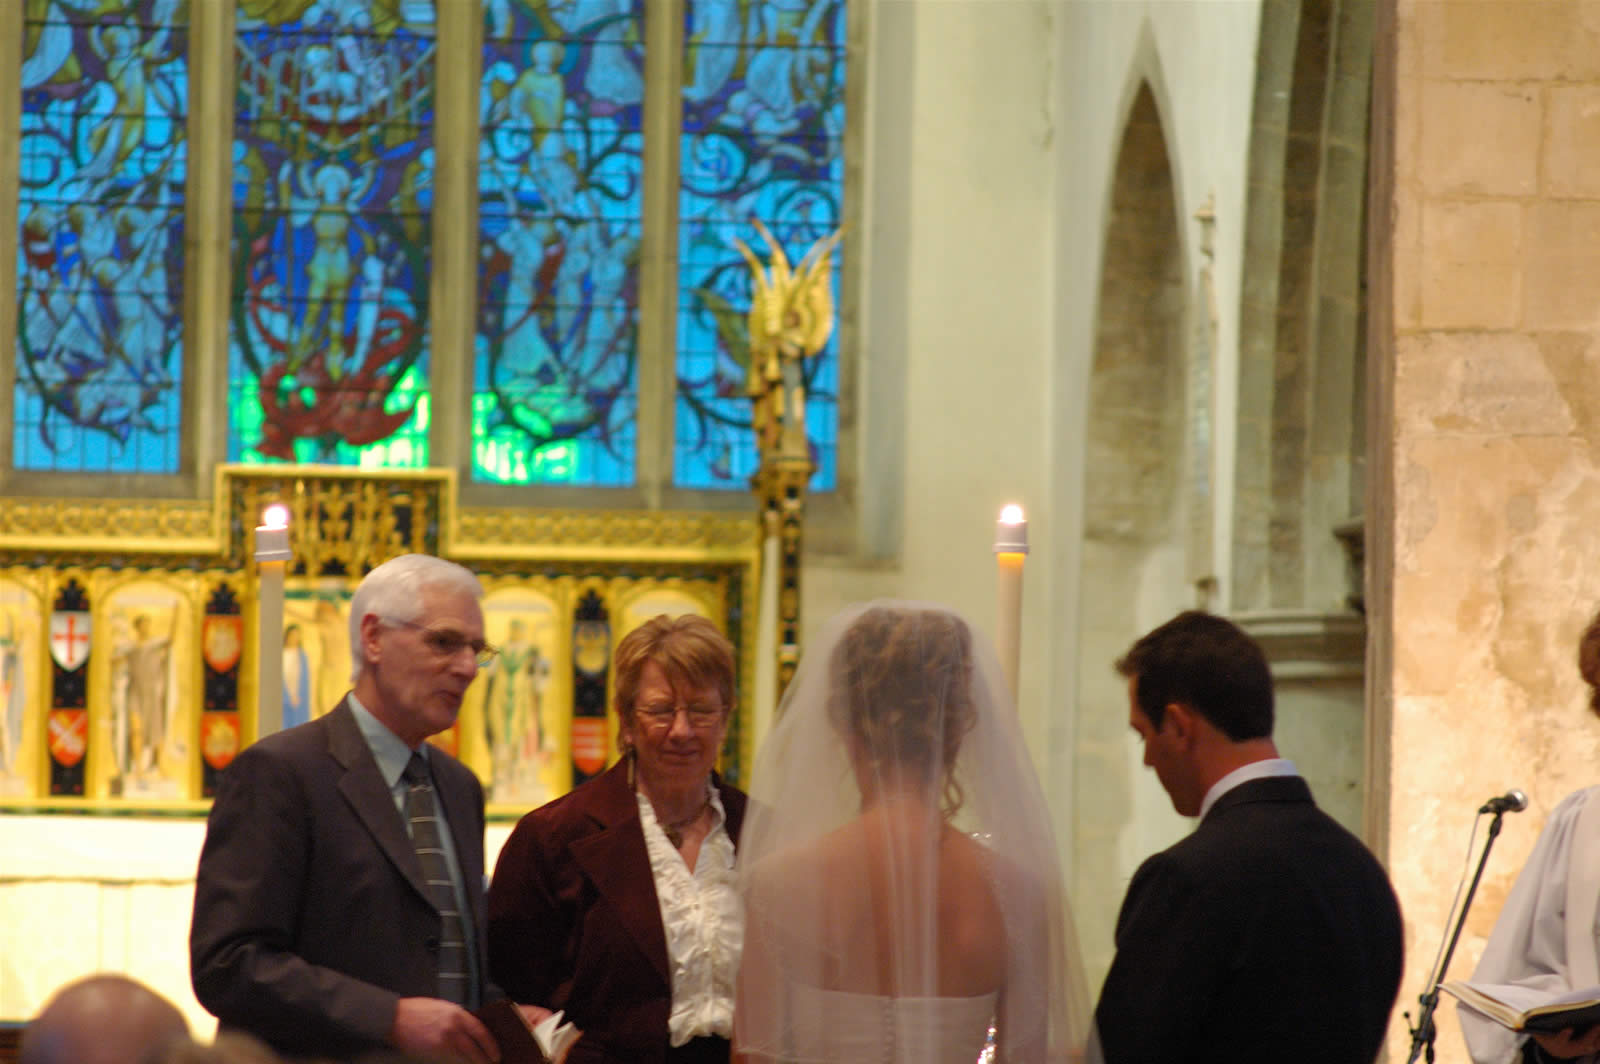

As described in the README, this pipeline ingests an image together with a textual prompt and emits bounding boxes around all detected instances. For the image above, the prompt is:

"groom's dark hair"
[1116,610,1273,741]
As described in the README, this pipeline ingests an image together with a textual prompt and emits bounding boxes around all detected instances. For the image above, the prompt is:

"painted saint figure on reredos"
[102,582,190,799]
[282,621,312,730]
[282,588,354,726]
[0,581,44,797]
[472,591,561,807]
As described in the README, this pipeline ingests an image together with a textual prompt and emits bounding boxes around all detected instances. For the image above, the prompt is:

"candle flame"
[262,504,291,530]
[999,504,1025,526]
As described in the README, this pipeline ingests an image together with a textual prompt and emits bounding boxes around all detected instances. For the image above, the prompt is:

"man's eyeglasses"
[384,618,498,668]
[635,702,724,731]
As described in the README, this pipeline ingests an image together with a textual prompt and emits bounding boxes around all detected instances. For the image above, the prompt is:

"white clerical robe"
[1461,786,1600,1064]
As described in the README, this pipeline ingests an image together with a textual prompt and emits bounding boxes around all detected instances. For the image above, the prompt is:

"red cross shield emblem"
[201,713,241,771]
[49,611,92,671]
[48,709,87,767]
[571,718,608,777]
[203,615,243,674]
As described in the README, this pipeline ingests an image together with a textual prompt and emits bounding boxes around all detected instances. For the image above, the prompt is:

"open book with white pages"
[1444,980,1600,1035]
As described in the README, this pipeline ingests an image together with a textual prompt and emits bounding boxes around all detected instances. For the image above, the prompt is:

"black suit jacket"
[488,759,748,1064]
[1094,775,1404,1064]
[190,699,493,1060]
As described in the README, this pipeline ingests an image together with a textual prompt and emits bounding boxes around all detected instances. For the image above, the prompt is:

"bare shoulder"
[938,827,1007,908]
[747,820,863,898]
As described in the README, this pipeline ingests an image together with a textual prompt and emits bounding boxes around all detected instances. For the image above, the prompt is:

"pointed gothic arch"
[1073,77,1191,988]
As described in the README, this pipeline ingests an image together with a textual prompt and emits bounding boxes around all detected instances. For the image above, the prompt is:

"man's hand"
[1532,1025,1600,1061]
[390,997,500,1064]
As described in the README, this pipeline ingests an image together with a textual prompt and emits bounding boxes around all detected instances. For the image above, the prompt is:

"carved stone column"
[1235,609,1367,836]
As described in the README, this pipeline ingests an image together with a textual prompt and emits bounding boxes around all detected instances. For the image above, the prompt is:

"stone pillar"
[427,3,481,477]
[0,0,18,480]
[1374,2,1600,1058]
[1238,611,1367,833]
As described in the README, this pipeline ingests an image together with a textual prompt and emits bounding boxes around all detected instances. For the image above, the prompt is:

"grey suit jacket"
[190,698,492,1060]
[1094,775,1404,1064]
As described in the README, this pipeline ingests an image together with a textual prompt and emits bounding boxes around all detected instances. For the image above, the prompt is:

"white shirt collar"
[1198,757,1298,820]
[347,691,421,788]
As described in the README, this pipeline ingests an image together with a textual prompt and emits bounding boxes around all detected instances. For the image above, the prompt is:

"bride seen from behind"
[733,602,1089,1063]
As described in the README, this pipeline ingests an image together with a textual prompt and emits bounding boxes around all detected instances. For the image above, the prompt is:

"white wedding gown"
[776,984,995,1064]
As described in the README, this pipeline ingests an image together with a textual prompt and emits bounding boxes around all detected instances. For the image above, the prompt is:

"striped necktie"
[402,752,470,1006]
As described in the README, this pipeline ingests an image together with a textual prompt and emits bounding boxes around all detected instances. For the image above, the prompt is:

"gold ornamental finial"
[734,220,844,462]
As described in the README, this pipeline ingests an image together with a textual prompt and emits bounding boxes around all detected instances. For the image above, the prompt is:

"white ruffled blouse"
[637,786,743,1046]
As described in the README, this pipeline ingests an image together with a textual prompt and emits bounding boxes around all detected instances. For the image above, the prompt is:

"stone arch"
[1233,0,1375,613]
[1231,0,1376,840]
[1073,78,1190,988]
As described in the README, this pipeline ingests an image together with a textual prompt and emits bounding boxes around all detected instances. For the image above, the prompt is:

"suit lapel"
[326,699,433,907]
[569,762,672,989]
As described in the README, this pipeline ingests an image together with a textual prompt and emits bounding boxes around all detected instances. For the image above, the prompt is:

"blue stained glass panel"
[676,0,846,490]
[472,0,645,486]
[228,0,436,467]
[15,1,190,474]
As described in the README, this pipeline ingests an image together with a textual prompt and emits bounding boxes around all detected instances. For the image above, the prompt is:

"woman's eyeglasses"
[635,702,724,731]
[383,617,498,668]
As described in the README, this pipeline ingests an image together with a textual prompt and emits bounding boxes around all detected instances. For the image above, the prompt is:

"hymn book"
[1443,980,1600,1034]
[473,999,582,1064]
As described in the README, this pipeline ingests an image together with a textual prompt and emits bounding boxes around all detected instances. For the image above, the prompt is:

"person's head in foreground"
[21,973,190,1064]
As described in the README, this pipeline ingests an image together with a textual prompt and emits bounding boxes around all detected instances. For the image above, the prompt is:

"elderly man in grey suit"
[192,554,528,1063]
[1093,610,1405,1064]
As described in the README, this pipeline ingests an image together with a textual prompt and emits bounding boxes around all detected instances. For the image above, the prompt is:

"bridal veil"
[734,601,1090,1062]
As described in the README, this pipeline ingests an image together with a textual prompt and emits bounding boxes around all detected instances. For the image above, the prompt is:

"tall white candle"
[753,514,781,749]
[255,504,292,738]
[994,504,1028,701]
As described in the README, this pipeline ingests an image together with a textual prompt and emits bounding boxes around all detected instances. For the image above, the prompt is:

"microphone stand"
[1406,807,1512,1063]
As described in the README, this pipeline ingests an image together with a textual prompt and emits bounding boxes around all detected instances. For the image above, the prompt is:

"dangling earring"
[624,741,636,789]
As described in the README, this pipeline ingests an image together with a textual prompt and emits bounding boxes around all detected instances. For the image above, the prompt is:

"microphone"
[1479,789,1528,815]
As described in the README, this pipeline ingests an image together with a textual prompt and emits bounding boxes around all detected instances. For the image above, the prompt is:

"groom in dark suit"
[1094,611,1404,1064]
[191,554,520,1063]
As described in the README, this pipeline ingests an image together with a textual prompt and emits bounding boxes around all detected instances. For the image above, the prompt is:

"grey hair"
[347,554,485,682]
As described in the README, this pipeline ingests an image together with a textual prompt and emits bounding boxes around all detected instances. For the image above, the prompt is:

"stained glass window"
[9,2,851,492]
[14,1,190,474]
[228,0,437,467]
[473,0,644,487]
[676,0,846,490]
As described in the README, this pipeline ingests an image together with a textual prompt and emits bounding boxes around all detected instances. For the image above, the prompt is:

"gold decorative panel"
[0,467,760,815]
[225,466,447,573]
[453,508,759,561]
[0,499,216,553]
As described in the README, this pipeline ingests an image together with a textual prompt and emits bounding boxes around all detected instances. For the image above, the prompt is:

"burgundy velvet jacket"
[488,759,748,1064]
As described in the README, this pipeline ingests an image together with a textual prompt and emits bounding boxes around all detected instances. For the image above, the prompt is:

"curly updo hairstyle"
[827,606,979,817]
[1579,607,1600,719]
